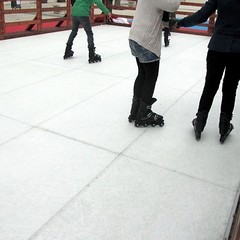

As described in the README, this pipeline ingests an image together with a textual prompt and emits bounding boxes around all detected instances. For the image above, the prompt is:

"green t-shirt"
[72,0,110,17]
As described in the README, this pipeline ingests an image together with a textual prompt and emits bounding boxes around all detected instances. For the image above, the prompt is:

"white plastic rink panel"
[0,25,239,240]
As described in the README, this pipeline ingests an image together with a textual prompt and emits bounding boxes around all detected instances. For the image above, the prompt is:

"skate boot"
[63,44,74,59]
[88,47,101,63]
[135,98,164,127]
[164,28,170,47]
[192,111,208,140]
[128,95,140,123]
[219,112,234,144]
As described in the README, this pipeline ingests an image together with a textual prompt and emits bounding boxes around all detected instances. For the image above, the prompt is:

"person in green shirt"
[63,0,111,63]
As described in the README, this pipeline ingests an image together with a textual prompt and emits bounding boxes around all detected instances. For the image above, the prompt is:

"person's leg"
[66,16,80,46]
[11,1,17,9]
[135,60,164,127]
[162,11,170,47]
[141,60,159,104]
[130,59,160,122]
[218,53,240,143]
[162,11,169,22]
[220,53,240,116]
[80,16,102,63]
[128,40,163,126]
[64,16,79,59]
[193,50,225,140]
[197,50,226,113]
[133,58,145,98]
[128,58,144,122]
[79,16,94,49]
[164,27,170,47]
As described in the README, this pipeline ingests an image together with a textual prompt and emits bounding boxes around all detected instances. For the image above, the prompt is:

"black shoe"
[63,44,74,59]
[135,99,164,127]
[192,111,208,140]
[88,47,101,63]
[219,113,234,144]
[128,96,140,123]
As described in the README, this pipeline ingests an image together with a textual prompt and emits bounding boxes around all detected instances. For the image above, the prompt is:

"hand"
[171,22,180,31]
[169,19,176,28]
[107,12,112,22]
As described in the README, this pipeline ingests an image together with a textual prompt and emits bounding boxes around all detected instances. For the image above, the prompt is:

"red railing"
[107,1,216,36]
[0,0,70,39]
[0,0,216,40]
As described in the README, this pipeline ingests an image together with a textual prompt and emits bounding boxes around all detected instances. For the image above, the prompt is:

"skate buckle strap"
[147,112,161,120]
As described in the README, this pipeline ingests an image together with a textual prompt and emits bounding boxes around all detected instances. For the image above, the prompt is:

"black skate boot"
[128,95,140,123]
[219,112,234,144]
[164,28,170,47]
[192,111,208,140]
[135,98,164,127]
[88,47,101,63]
[63,44,74,59]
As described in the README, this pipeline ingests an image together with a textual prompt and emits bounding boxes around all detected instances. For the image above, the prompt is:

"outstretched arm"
[94,0,111,14]
[177,0,217,28]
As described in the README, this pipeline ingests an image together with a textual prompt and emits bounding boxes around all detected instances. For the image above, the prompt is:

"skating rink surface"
[0,25,239,240]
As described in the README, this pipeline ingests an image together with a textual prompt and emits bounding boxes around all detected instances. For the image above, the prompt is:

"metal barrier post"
[66,0,71,28]
[0,0,5,39]
[36,0,42,32]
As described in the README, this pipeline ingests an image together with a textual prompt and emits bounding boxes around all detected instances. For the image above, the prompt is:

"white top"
[129,0,181,57]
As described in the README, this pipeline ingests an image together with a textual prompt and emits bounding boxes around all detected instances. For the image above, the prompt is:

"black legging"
[162,11,169,22]
[198,50,240,116]
[133,58,160,105]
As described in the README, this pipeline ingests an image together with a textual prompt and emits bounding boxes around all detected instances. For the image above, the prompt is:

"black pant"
[133,58,160,104]
[198,50,240,116]
[11,0,17,8]
[67,16,94,49]
[162,11,169,22]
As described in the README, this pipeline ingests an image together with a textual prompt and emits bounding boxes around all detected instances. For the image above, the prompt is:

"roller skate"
[192,111,208,140]
[134,98,164,127]
[128,95,140,123]
[219,112,234,144]
[88,47,101,63]
[63,44,74,59]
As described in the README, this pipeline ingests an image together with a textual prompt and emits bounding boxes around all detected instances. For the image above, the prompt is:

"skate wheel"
[135,123,139,127]
[152,123,156,127]
[128,118,135,123]
[144,123,148,127]
[64,56,72,60]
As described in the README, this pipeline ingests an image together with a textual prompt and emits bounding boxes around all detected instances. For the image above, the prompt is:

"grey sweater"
[129,0,181,57]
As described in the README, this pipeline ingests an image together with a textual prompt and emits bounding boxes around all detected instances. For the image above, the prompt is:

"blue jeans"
[67,16,94,49]
[129,39,159,63]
